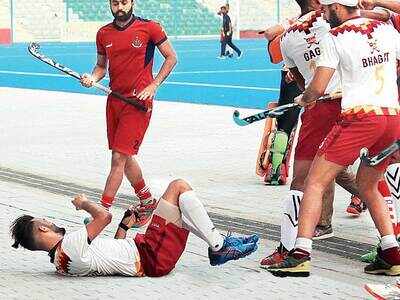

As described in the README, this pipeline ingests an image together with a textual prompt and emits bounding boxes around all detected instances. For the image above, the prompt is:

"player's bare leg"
[358,165,400,275]
[296,156,344,239]
[358,166,394,237]
[336,167,366,216]
[101,151,129,208]
[122,156,156,227]
[124,156,144,186]
[314,181,334,240]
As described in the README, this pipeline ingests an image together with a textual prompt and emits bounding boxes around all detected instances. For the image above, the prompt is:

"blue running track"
[0,39,282,109]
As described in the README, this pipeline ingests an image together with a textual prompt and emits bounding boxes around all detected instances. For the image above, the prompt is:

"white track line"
[164,81,279,91]
[0,70,279,91]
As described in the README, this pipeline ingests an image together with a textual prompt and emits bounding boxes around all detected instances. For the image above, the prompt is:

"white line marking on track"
[0,70,279,91]
[164,81,279,91]
[172,69,280,74]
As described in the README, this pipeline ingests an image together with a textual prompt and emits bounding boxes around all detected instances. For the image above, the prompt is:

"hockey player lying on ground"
[10,179,259,277]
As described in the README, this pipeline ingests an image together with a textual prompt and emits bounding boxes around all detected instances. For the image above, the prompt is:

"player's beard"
[112,7,133,22]
[327,8,341,28]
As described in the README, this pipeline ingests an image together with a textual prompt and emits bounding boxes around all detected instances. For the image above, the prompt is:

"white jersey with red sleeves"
[281,10,340,93]
[52,227,143,277]
[317,17,400,112]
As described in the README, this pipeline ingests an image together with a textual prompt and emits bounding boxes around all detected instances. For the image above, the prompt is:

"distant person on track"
[217,5,242,59]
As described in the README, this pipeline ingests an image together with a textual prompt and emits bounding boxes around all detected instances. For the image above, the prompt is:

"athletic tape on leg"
[281,190,304,250]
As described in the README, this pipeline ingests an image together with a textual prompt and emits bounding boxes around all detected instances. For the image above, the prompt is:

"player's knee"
[290,173,306,191]
[169,179,192,194]
[111,151,129,167]
[304,176,325,195]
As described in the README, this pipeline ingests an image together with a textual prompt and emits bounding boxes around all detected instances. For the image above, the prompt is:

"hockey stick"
[360,140,400,166]
[27,42,149,112]
[232,92,342,127]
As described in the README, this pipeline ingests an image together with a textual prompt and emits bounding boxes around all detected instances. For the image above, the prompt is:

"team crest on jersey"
[368,38,380,55]
[304,33,319,48]
[132,36,143,48]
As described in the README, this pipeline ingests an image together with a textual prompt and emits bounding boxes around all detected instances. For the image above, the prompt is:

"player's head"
[294,0,322,11]
[10,215,66,251]
[109,0,134,22]
[220,6,227,14]
[320,0,358,27]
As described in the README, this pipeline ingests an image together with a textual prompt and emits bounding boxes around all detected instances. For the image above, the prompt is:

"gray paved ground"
[0,87,397,299]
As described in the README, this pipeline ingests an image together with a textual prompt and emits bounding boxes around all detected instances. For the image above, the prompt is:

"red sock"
[292,248,310,260]
[133,179,152,202]
[380,247,400,265]
[101,195,114,209]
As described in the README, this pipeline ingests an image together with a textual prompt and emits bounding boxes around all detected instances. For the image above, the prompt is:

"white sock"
[179,191,224,251]
[294,237,313,254]
[280,190,303,251]
[380,234,399,250]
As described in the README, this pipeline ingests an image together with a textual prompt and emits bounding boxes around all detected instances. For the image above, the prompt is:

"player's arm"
[81,54,108,88]
[297,66,335,106]
[360,8,390,21]
[288,67,306,91]
[71,194,112,242]
[137,40,177,100]
[359,0,400,14]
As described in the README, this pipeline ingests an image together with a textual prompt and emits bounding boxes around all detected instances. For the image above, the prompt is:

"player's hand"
[120,208,139,229]
[137,82,159,101]
[358,0,375,10]
[80,73,94,88]
[295,95,316,109]
[285,71,295,83]
[72,194,89,210]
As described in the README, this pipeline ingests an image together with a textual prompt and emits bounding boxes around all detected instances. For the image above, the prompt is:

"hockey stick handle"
[27,42,149,112]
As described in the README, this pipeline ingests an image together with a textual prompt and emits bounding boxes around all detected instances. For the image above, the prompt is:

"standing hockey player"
[80,0,177,225]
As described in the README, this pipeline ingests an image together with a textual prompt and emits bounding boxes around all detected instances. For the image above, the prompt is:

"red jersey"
[96,16,167,101]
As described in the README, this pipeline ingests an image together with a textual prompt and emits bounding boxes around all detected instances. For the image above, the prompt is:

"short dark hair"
[295,0,308,9]
[10,215,38,250]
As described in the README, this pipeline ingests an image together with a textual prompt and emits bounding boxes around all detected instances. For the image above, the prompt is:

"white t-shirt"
[52,227,142,276]
[281,10,341,94]
[317,17,400,111]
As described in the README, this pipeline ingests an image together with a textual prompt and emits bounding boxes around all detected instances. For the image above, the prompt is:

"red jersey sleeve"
[149,21,168,46]
[96,30,106,56]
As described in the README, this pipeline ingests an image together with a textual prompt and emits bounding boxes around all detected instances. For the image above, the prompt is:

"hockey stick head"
[232,110,250,126]
[28,42,40,55]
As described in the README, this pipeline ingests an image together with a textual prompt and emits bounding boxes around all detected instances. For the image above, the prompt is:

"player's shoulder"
[283,10,323,37]
[135,16,163,27]
[97,22,114,35]
[329,18,386,37]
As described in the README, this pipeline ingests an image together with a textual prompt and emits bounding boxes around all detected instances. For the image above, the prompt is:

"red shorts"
[106,96,152,156]
[318,115,400,171]
[294,100,341,160]
[134,214,189,277]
